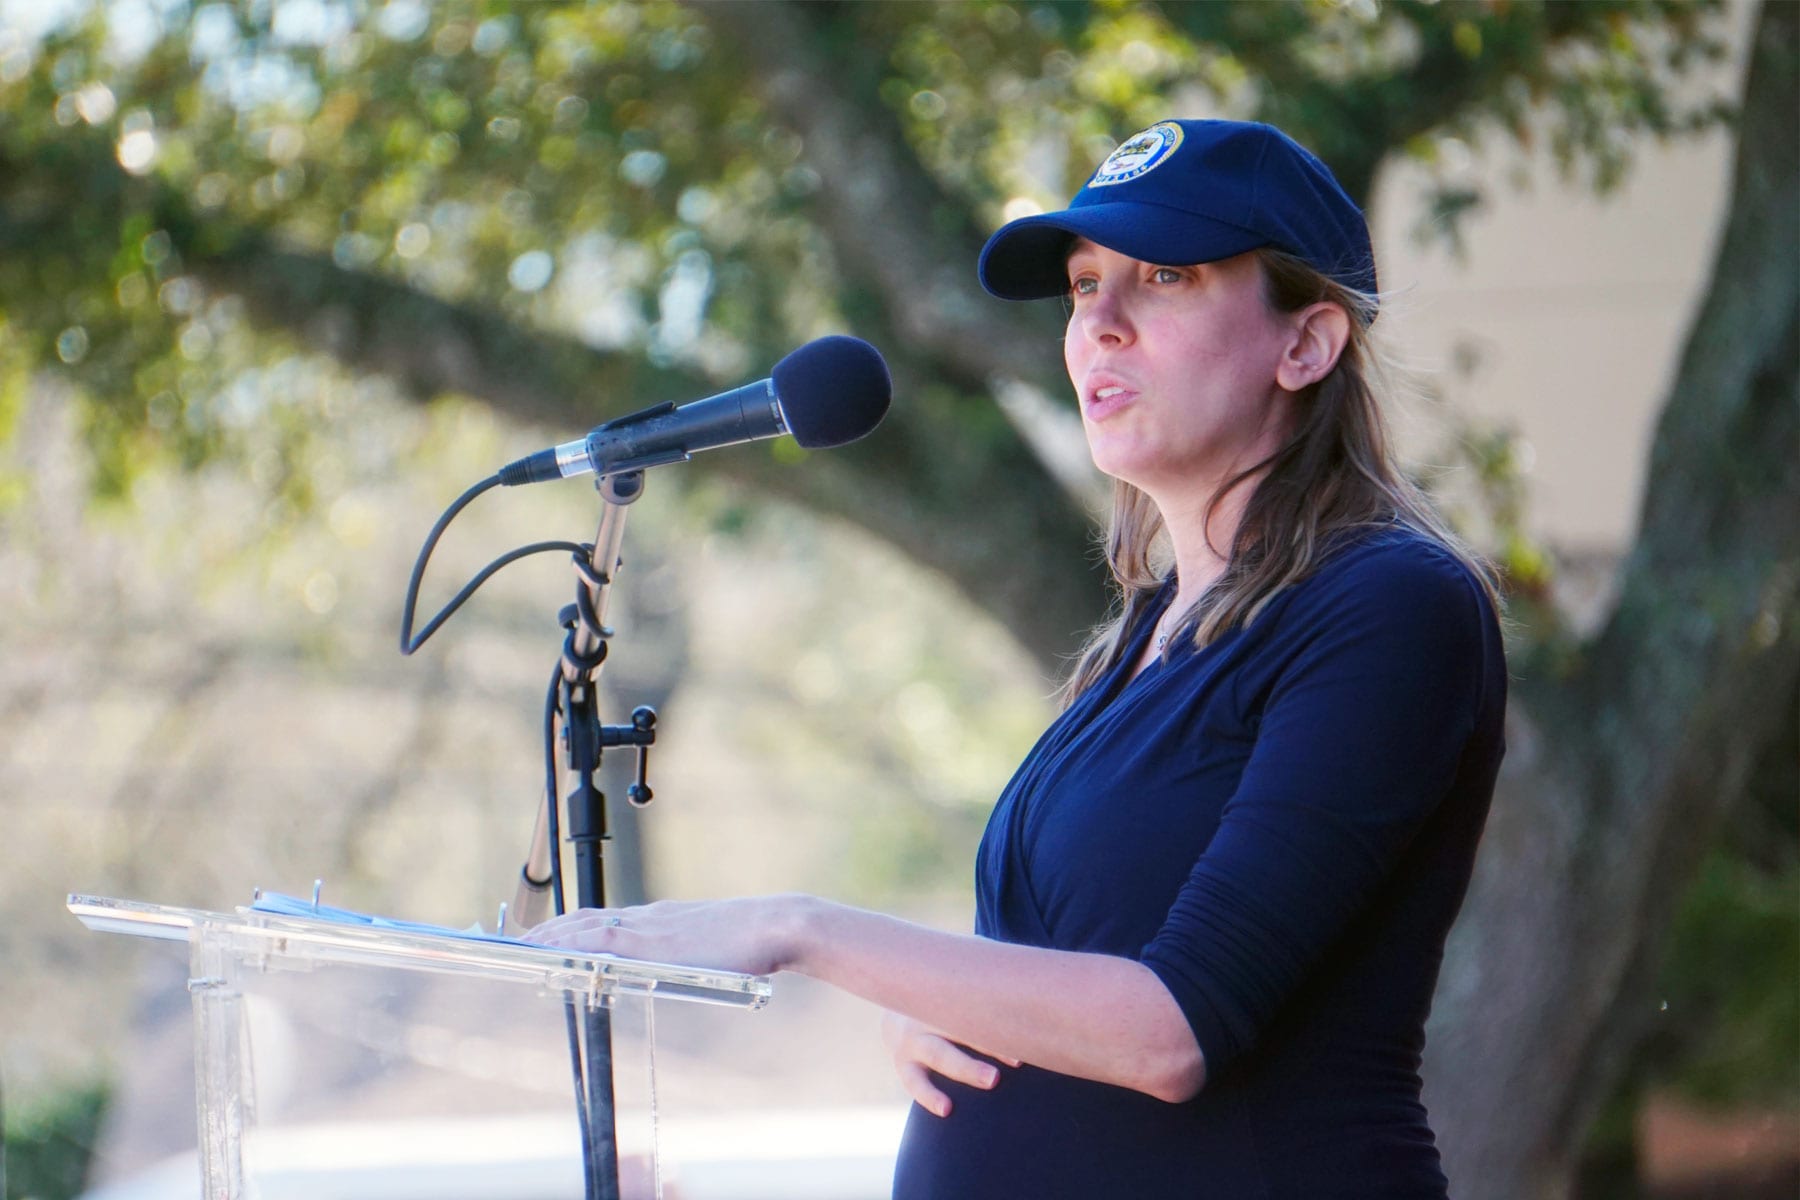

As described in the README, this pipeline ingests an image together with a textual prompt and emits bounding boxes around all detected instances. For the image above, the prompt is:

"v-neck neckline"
[1092,578,1178,709]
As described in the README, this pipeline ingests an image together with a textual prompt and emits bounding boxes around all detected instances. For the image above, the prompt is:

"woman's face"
[1063,240,1297,497]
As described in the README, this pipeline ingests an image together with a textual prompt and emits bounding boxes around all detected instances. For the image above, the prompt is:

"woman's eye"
[1069,276,1098,297]
[1151,266,1183,284]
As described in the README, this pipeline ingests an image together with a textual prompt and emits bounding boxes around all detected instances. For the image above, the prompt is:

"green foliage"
[1579,689,1800,1189]
[0,0,1735,510]
[1653,851,1800,1106]
[1,2,783,498]
[1646,695,1800,1109]
[1454,423,1556,596]
[2,1079,109,1200]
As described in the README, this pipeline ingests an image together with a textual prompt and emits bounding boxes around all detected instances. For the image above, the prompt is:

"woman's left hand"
[528,895,802,977]
[881,1011,1019,1118]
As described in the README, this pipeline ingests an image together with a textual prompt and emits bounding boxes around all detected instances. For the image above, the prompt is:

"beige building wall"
[1371,2,1758,555]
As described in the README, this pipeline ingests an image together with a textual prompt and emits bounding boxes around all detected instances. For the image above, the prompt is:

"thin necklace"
[1154,607,1180,652]
[1158,565,1225,653]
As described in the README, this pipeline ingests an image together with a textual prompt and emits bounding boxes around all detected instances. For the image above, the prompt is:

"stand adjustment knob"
[626,706,656,807]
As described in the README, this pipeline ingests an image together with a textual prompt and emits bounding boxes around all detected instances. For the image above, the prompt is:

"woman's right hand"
[880,1011,1020,1118]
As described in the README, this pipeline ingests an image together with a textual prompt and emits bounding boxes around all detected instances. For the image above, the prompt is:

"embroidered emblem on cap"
[1087,121,1185,188]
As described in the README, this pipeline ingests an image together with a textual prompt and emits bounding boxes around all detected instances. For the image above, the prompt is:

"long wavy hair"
[1058,248,1502,707]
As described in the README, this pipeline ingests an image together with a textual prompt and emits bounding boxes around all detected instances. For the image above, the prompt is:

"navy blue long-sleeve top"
[892,526,1507,1199]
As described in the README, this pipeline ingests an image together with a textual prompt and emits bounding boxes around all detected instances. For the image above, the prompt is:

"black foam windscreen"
[770,335,892,449]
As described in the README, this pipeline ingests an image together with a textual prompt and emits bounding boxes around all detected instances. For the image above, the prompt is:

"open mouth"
[1085,383,1135,420]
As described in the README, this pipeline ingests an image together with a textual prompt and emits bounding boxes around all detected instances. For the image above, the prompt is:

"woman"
[535,119,1507,1199]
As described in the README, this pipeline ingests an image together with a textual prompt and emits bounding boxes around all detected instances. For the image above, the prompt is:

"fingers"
[915,1034,1002,1092]
[531,899,690,941]
[528,907,634,950]
[896,1058,954,1118]
[882,1011,1021,1070]
[882,1012,1008,1119]
[527,899,785,977]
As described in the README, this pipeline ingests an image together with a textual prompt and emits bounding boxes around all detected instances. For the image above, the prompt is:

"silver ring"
[605,916,623,928]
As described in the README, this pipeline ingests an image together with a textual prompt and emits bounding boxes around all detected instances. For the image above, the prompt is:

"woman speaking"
[534,118,1507,1200]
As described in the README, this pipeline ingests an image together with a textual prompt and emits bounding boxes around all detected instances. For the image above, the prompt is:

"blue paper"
[248,892,528,947]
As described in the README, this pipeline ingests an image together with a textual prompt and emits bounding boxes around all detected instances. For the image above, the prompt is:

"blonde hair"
[1058,249,1501,707]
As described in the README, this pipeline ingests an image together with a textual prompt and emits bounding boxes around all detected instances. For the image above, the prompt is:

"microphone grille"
[770,336,892,450]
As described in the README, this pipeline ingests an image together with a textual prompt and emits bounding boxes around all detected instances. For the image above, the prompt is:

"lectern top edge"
[68,893,772,1011]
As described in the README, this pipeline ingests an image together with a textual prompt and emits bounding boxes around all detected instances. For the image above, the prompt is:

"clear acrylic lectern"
[69,894,771,1199]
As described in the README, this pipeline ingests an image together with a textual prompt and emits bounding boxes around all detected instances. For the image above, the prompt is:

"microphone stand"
[528,469,657,1200]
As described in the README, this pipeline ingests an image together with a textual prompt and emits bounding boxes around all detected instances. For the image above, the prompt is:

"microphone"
[498,335,891,486]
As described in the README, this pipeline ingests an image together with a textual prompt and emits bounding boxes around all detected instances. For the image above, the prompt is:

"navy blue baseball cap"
[978,119,1377,307]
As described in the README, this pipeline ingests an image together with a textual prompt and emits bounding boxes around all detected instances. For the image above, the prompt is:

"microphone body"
[499,336,889,486]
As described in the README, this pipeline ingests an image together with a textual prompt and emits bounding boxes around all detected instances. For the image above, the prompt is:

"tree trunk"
[1424,4,1800,1195]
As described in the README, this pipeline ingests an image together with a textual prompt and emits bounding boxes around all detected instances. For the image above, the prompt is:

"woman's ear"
[1275,302,1351,392]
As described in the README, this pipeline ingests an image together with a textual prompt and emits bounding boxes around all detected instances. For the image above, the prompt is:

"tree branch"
[0,132,1109,671]
[688,0,1068,392]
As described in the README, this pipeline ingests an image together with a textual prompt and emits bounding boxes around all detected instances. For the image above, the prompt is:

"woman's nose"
[1080,287,1133,346]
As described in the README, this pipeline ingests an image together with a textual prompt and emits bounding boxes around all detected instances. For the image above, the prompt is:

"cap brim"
[977,203,1268,301]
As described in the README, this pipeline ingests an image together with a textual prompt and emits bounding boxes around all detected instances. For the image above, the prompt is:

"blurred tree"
[0,0,1739,657]
[0,2,1792,1197]
[1,1078,108,1200]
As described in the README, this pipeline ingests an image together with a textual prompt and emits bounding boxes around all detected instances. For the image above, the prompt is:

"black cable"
[545,666,569,919]
[400,474,497,651]
[565,1000,596,1200]
[397,472,586,655]
[540,660,595,1196]
[399,473,603,1198]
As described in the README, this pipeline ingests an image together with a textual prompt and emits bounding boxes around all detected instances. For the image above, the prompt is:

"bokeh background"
[0,1,1794,1198]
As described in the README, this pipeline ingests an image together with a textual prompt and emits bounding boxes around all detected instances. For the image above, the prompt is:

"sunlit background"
[1,2,1793,1198]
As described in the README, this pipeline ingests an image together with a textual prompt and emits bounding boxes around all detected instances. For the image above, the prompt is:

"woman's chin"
[1087,443,1173,489]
